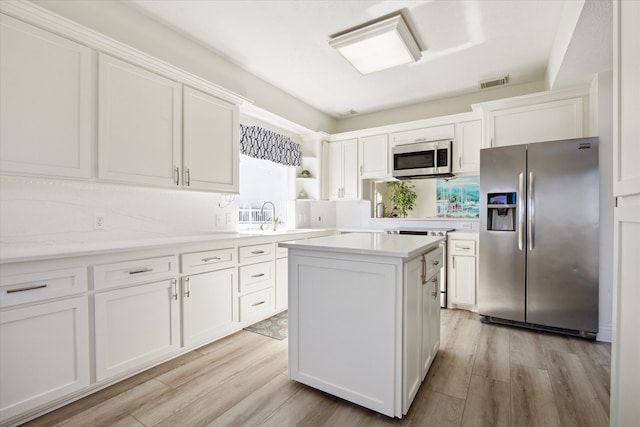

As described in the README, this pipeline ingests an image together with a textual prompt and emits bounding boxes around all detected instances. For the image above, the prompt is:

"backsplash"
[0,176,238,248]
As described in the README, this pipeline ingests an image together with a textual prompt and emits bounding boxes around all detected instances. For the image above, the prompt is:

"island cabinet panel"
[288,253,400,417]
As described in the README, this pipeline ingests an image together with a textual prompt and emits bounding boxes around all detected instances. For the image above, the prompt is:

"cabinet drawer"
[1,267,87,308]
[239,261,274,293]
[424,246,444,281]
[181,248,235,274]
[93,256,178,291]
[449,240,476,256]
[239,243,273,264]
[239,288,274,322]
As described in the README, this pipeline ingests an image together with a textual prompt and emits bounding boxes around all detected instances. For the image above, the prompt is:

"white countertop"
[0,229,331,264]
[280,233,444,259]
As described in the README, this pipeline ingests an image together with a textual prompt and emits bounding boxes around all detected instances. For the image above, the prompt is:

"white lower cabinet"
[0,296,90,422]
[422,272,440,378]
[275,257,288,311]
[403,255,422,412]
[94,279,180,381]
[182,268,235,347]
[448,236,478,308]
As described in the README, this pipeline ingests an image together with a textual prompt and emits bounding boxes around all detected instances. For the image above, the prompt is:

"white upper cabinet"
[486,97,583,147]
[453,120,482,173]
[98,53,182,187]
[183,87,239,192]
[359,134,389,178]
[326,139,358,200]
[391,124,455,147]
[0,14,91,179]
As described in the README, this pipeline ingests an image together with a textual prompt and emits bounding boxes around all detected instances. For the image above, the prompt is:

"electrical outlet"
[225,213,232,224]
[461,222,472,229]
[93,213,106,230]
[215,214,222,226]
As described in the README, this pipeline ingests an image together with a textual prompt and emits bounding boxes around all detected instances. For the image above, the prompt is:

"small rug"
[244,310,288,340]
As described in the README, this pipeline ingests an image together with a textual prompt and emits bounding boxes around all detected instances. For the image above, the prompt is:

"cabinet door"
[182,269,235,347]
[489,98,582,147]
[342,139,359,199]
[98,53,182,187]
[454,120,481,173]
[183,87,238,192]
[402,256,422,414]
[327,141,344,199]
[423,274,440,379]
[0,296,89,422]
[94,279,180,381]
[359,134,389,178]
[0,15,91,179]
[450,255,476,305]
[275,257,288,310]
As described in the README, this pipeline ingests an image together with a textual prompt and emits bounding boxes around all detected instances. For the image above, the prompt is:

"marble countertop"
[279,233,444,259]
[0,229,330,264]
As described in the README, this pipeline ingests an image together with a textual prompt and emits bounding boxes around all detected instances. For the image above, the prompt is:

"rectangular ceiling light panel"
[329,14,422,75]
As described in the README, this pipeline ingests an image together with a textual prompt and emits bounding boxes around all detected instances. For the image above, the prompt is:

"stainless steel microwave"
[392,139,453,179]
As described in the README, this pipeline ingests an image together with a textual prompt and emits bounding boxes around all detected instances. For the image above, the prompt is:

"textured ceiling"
[126,0,610,118]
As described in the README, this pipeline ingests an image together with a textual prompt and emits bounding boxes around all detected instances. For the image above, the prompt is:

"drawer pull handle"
[457,246,471,250]
[432,291,438,298]
[251,250,265,255]
[431,277,438,283]
[201,256,221,262]
[252,300,266,307]
[432,260,440,266]
[251,273,265,278]
[7,284,47,294]
[129,268,152,275]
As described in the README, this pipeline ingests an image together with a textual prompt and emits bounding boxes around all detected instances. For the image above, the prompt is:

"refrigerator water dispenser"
[487,192,517,231]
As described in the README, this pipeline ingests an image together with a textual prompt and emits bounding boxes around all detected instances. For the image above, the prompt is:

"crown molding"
[0,0,251,106]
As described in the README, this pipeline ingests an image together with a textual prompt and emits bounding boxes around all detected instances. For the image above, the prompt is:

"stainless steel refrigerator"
[479,137,599,338]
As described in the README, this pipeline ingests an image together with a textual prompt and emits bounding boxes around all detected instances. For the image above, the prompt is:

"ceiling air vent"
[480,75,509,89]
[337,109,359,117]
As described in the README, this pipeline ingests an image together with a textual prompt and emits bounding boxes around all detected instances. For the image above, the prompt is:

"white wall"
[334,81,546,133]
[30,0,336,134]
[590,70,614,342]
[0,176,238,248]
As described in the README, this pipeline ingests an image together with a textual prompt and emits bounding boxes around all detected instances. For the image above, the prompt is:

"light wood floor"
[23,309,611,427]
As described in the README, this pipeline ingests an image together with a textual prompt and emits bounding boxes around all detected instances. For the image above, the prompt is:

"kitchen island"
[279,233,444,418]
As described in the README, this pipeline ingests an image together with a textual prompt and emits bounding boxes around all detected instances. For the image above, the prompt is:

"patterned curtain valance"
[240,124,302,167]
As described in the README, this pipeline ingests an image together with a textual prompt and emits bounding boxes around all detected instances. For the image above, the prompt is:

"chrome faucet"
[259,201,277,231]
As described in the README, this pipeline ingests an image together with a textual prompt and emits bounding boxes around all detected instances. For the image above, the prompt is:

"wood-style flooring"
[22,309,611,427]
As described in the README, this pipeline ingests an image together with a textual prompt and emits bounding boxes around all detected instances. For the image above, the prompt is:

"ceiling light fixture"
[329,13,422,75]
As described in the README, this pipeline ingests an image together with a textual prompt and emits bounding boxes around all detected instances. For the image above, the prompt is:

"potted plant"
[386,181,417,218]
[301,169,311,178]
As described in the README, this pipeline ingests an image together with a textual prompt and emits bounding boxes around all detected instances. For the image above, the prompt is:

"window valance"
[240,124,302,167]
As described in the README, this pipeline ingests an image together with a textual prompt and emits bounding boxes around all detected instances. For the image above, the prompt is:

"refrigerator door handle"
[528,171,534,250]
[518,172,525,250]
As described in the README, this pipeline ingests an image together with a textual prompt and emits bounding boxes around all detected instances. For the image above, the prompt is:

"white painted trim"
[0,0,251,106]
[597,324,612,343]
[330,111,481,141]
[471,85,589,112]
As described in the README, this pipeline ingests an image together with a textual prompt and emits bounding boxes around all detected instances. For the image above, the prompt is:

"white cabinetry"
[98,53,182,187]
[326,139,358,200]
[182,268,235,347]
[391,124,455,146]
[359,134,389,178]
[611,1,640,425]
[93,256,180,381]
[275,244,288,311]
[183,86,238,192]
[0,268,89,423]
[403,255,422,412]
[453,120,482,173]
[448,236,478,309]
[238,243,275,322]
[421,246,442,378]
[485,97,583,147]
[0,14,91,179]
[98,54,239,191]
